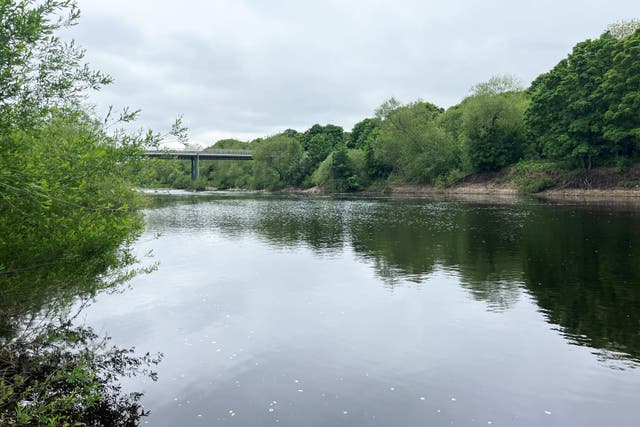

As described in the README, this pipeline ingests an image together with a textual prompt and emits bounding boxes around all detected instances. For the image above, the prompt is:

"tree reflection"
[0,257,159,425]
[238,196,640,363]
[521,205,640,362]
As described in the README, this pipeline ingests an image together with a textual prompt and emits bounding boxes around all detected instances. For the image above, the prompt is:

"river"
[79,192,640,426]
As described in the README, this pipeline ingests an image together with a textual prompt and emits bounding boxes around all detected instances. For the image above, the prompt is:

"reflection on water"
[81,193,640,426]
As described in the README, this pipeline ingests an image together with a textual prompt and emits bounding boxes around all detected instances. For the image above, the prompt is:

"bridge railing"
[202,149,253,155]
[144,149,253,156]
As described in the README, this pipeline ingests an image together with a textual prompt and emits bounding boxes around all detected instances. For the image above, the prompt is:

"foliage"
[459,89,529,172]
[509,161,562,193]
[0,320,161,426]
[374,97,403,119]
[0,110,147,274]
[526,33,616,167]
[205,138,249,151]
[200,139,254,188]
[526,26,640,168]
[598,29,640,156]
[348,118,380,149]
[372,100,461,183]
[253,134,304,190]
[0,0,111,131]
[470,74,523,97]
[301,124,345,169]
[0,0,153,274]
[606,19,640,39]
[437,104,465,145]
[1,2,165,423]
[129,158,186,188]
[204,161,253,190]
[312,147,367,192]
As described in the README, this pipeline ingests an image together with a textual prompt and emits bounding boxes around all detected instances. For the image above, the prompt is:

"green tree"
[0,0,111,131]
[312,146,366,191]
[598,28,640,157]
[459,88,529,172]
[372,100,460,183]
[348,118,380,149]
[0,1,151,273]
[253,134,304,189]
[0,2,168,423]
[206,138,249,150]
[1,109,147,275]
[301,124,345,167]
[525,33,618,168]
[282,128,301,139]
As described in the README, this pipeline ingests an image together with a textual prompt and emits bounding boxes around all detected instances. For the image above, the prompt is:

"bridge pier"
[190,155,200,181]
[143,150,252,183]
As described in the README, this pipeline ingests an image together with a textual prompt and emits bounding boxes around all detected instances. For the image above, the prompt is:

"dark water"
[81,192,640,427]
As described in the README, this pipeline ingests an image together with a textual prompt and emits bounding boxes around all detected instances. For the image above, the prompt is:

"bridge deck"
[144,150,253,160]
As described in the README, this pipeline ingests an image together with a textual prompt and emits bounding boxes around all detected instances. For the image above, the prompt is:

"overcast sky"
[67,0,639,147]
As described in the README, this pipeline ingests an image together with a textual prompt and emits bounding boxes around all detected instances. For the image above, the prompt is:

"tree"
[0,0,111,131]
[374,97,402,119]
[1,111,146,272]
[311,146,367,192]
[470,74,523,97]
[598,28,640,157]
[526,25,640,167]
[372,100,460,183]
[0,1,151,273]
[306,133,334,165]
[460,89,529,172]
[348,117,380,149]
[206,138,250,150]
[525,33,618,168]
[282,128,300,139]
[253,134,304,189]
[300,124,345,167]
[1,2,166,423]
[605,19,640,39]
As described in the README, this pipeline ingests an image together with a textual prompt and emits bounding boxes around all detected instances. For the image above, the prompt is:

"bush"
[615,157,632,173]
[0,321,162,426]
[511,161,561,193]
[434,169,467,188]
[312,147,368,192]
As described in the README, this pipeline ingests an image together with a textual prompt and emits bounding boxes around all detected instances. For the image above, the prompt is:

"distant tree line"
[135,22,640,192]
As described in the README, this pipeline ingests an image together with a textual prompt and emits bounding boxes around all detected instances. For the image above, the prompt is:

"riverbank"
[387,163,640,201]
[147,163,640,203]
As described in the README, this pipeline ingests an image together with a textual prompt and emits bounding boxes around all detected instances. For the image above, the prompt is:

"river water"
[81,192,640,427]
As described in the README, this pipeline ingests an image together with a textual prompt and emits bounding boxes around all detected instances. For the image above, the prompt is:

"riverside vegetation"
[0,1,174,425]
[134,20,640,194]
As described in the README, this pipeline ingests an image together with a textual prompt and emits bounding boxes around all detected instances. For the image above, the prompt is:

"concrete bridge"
[144,149,253,181]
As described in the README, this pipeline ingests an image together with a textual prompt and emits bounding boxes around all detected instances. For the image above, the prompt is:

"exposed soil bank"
[390,183,517,196]
[388,164,640,202]
[388,183,640,199]
[536,188,640,203]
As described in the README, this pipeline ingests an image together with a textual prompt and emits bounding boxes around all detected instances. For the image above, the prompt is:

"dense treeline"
[137,22,640,192]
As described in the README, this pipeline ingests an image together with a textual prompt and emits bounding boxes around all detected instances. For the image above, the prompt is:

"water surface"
[82,193,640,426]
